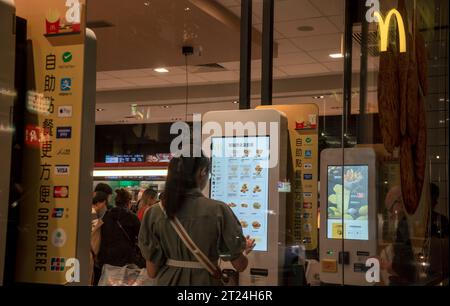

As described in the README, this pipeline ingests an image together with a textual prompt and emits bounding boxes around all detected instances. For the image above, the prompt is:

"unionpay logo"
[50,257,65,272]
[62,52,73,63]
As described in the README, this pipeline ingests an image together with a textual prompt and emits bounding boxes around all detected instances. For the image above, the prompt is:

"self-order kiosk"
[320,148,377,286]
[202,109,288,286]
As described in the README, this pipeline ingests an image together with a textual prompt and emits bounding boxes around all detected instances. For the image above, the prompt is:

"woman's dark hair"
[163,154,210,219]
[93,191,108,205]
[95,183,113,195]
[115,188,131,208]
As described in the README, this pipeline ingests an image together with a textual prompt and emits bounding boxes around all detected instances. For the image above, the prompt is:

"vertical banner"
[15,0,87,284]
[258,105,319,251]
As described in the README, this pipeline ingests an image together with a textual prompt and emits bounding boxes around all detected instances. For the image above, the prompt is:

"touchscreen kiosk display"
[327,165,369,241]
[210,136,270,252]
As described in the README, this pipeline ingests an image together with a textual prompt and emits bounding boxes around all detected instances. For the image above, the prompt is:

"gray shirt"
[138,189,246,286]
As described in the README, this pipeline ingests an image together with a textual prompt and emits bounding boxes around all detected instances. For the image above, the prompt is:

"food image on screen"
[253,202,261,209]
[241,184,249,193]
[253,185,262,193]
[252,221,261,229]
[227,202,237,208]
[210,136,270,252]
[327,165,369,241]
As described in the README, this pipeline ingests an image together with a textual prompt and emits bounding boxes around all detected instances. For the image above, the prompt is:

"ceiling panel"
[277,38,302,54]
[97,79,136,90]
[309,0,345,16]
[159,74,207,84]
[105,69,150,78]
[125,77,171,87]
[278,63,329,76]
[272,0,323,22]
[291,33,342,52]
[275,17,340,38]
[274,51,317,66]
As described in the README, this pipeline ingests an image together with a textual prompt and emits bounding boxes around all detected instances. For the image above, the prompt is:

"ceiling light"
[329,53,344,59]
[436,156,440,159]
[297,26,314,32]
[96,108,105,112]
[232,100,239,104]
[184,7,191,12]
[162,105,170,109]
[154,68,169,73]
[313,96,325,99]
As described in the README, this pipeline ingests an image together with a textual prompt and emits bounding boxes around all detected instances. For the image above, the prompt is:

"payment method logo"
[305,137,312,144]
[302,213,311,219]
[58,106,72,118]
[62,52,73,63]
[56,127,72,139]
[304,150,312,158]
[304,163,313,170]
[60,78,72,91]
[54,186,69,198]
[52,208,65,218]
[304,174,313,180]
[52,228,67,248]
[304,223,312,232]
[303,202,313,209]
[303,192,312,198]
[57,148,71,156]
[50,257,65,272]
[55,165,70,176]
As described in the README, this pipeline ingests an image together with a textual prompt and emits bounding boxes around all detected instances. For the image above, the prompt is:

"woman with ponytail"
[138,153,255,285]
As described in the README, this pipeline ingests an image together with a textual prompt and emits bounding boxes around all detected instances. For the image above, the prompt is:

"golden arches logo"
[374,9,407,53]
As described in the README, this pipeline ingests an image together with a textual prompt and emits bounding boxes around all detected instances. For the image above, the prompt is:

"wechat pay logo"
[365,258,380,283]
[62,52,73,63]
[366,0,380,23]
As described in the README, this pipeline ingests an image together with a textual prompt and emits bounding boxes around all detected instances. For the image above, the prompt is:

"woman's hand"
[244,235,256,255]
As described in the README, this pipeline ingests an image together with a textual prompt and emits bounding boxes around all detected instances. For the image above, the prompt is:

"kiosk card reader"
[320,148,377,286]
[203,109,288,285]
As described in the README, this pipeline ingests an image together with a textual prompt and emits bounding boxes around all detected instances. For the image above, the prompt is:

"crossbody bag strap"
[158,203,222,279]
[116,219,134,245]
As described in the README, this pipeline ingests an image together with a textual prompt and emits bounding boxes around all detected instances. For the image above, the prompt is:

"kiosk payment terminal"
[202,109,288,286]
[319,148,377,286]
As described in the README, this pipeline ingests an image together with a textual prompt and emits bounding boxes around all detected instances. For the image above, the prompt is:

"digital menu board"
[327,165,369,241]
[210,136,270,252]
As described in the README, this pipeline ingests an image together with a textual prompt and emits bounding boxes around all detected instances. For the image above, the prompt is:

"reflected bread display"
[252,221,261,229]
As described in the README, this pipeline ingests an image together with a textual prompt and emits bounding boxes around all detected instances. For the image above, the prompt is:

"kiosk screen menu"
[210,136,270,252]
[327,165,369,241]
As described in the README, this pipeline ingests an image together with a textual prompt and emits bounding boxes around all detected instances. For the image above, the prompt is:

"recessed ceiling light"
[313,95,325,99]
[161,105,170,109]
[436,156,440,159]
[96,108,105,112]
[184,7,191,12]
[232,100,239,104]
[297,26,314,32]
[329,53,344,59]
[154,68,169,73]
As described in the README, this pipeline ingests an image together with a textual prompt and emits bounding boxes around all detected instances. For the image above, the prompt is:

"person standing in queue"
[94,182,113,213]
[137,188,159,222]
[138,153,255,286]
[97,189,144,272]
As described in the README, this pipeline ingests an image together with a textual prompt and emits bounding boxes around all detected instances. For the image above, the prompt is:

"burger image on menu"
[256,149,263,157]
[241,203,248,208]
[253,185,262,193]
[253,202,261,209]
[252,221,261,229]
[240,220,249,228]
[254,165,263,176]
[241,184,249,193]
[243,149,251,157]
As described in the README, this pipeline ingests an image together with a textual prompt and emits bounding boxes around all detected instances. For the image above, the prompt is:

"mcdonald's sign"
[374,9,407,53]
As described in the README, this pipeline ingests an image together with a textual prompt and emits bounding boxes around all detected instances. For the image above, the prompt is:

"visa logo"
[55,165,70,176]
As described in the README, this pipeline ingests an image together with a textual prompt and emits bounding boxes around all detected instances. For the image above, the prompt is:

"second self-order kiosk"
[202,109,288,286]
[320,148,377,286]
